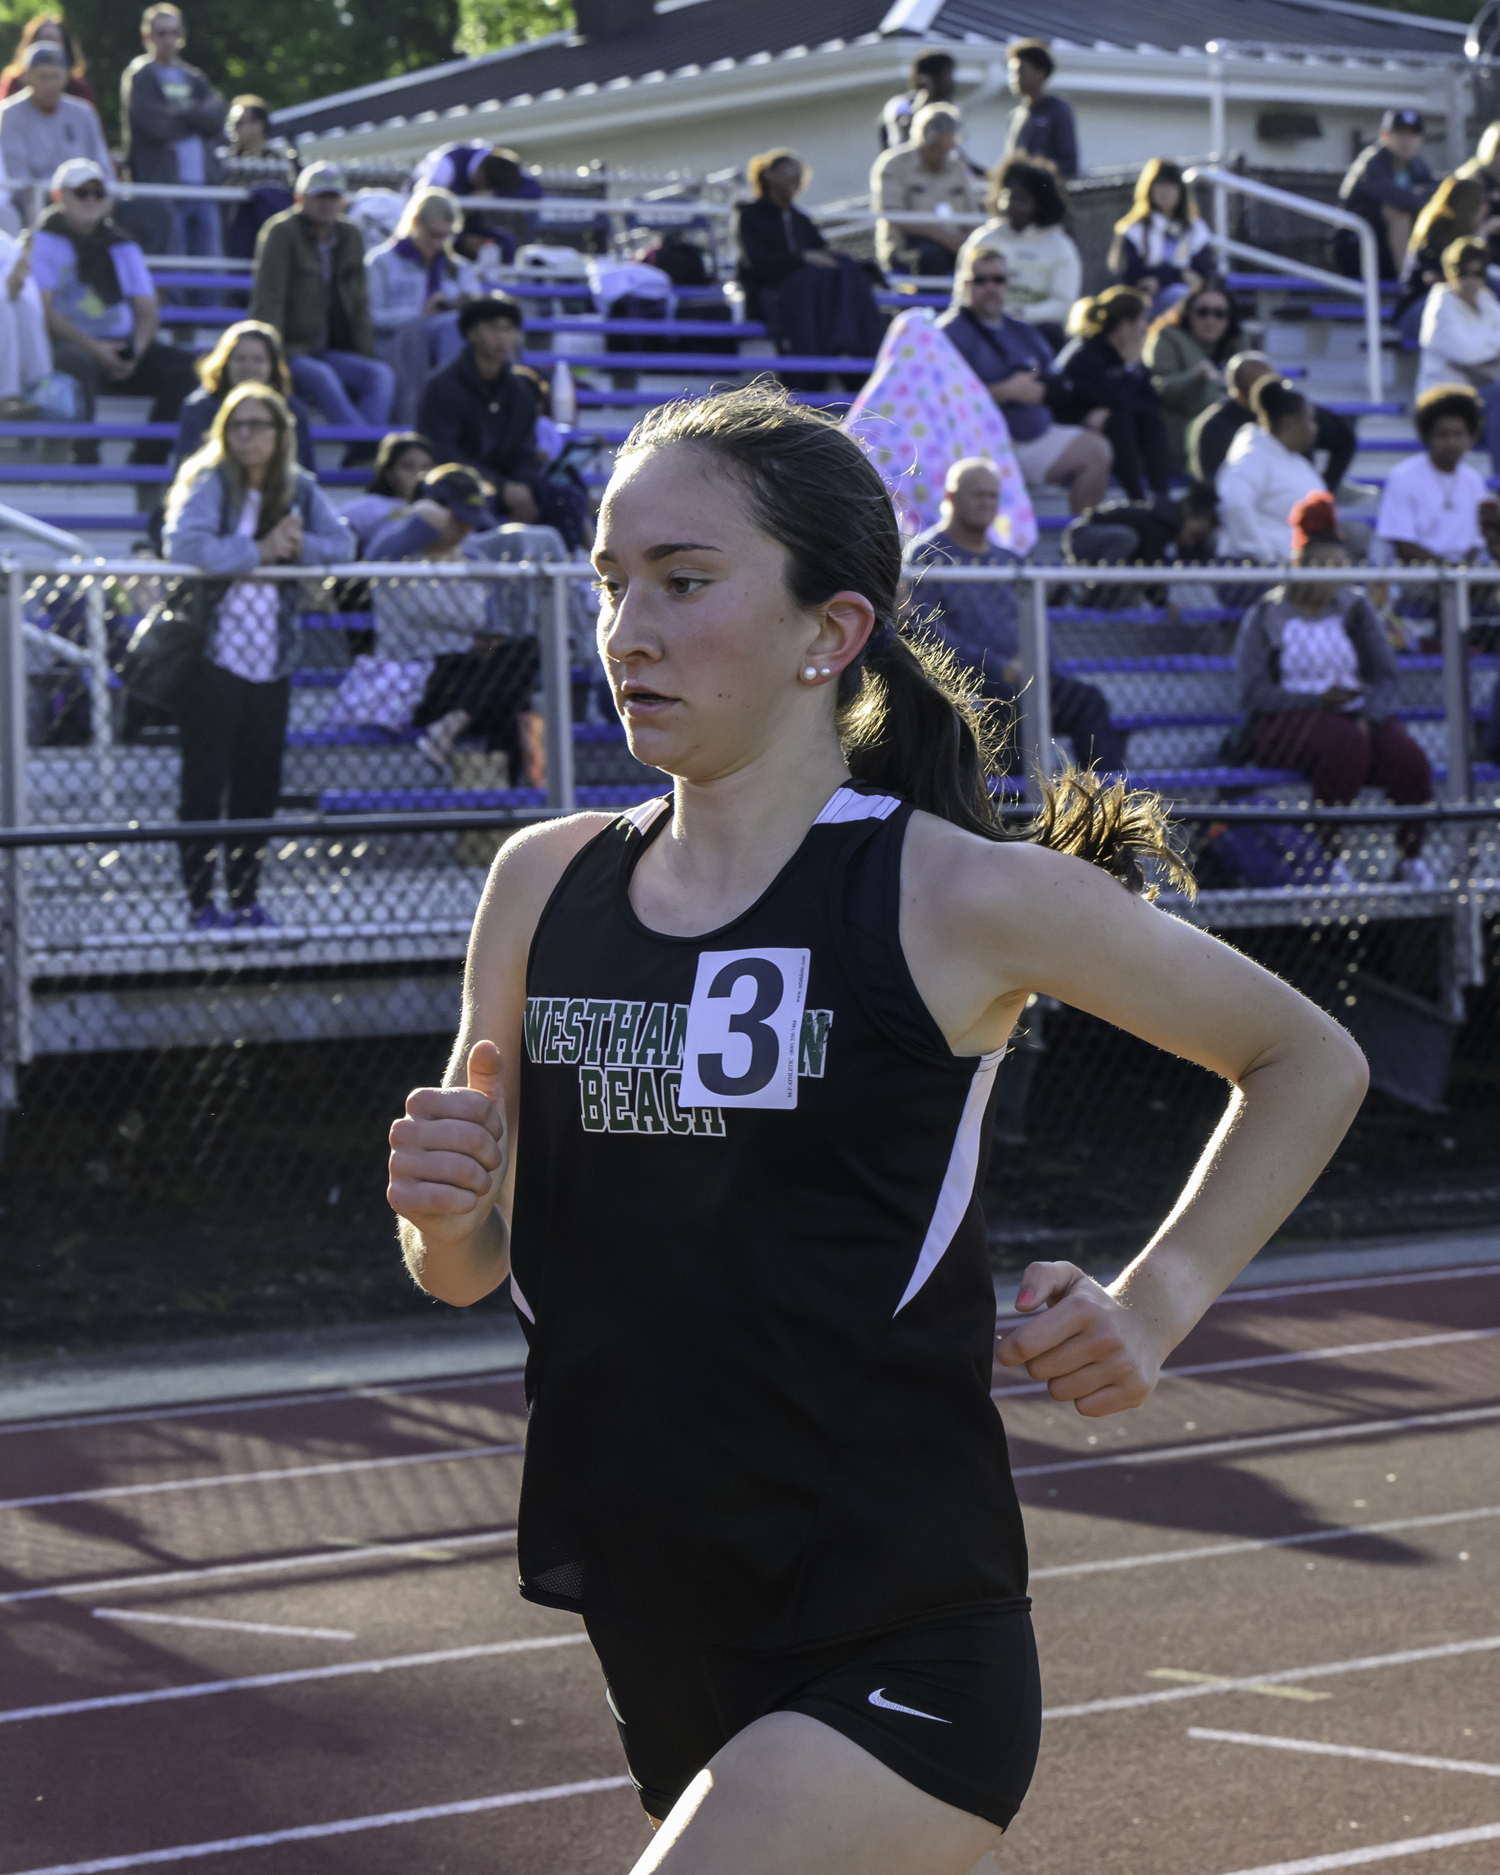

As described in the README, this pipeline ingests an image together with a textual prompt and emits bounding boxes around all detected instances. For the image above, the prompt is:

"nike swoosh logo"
[867,1686,951,1723]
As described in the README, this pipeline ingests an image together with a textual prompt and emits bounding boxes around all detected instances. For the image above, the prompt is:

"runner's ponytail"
[621,385,1193,898]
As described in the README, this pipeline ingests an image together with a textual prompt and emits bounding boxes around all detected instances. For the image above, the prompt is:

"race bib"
[676,948,810,1110]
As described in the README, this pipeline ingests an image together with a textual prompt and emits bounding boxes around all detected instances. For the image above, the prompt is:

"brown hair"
[616,384,1191,898]
[1442,234,1490,286]
[1115,157,1199,235]
[2,12,85,86]
[170,383,299,537]
[748,147,806,195]
[1071,285,1147,341]
[197,319,292,398]
[1411,176,1486,267]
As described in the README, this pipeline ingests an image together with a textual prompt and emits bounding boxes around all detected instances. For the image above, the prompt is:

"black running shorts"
[584,1604,1041,1832]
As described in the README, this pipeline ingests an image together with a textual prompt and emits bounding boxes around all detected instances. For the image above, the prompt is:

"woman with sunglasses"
[1144,282,1241,470]
[1417,235,1500,473]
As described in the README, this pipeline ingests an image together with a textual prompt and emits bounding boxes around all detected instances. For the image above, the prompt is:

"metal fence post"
[544,565,577,812]
[85,576,113,817]
[0,560,31,1130]
[1018,573,1054,806]
[1206,43,1229,259]
[1439,570,1473,805]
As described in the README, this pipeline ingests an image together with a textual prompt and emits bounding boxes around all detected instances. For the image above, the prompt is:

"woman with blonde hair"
[366,185,479,423]
[163,382,351,930]
[1396,177,1498,340]
[173,318,316,470]
[1417,234,1500,470]
[1109,157,1213,315]
[1052,286,1172,497]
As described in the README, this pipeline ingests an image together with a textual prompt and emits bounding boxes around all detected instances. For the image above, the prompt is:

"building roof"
[271,0,1465,143]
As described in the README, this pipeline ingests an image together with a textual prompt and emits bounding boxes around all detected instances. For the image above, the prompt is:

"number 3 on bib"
[677,948,810,1110]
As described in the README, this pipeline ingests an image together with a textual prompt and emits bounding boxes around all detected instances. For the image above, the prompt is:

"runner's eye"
[665,574,710,597]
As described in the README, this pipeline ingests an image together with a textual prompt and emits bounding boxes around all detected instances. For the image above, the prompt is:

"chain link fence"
[2,559,1498,1350]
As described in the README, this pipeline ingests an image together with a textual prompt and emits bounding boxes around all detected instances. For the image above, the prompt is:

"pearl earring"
[802,665,819,682]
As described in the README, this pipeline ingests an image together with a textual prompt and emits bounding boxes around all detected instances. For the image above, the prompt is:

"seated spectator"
[0,14,95,104]
[1190,350,1357,497]
[220,95,294,260]
[1063,482,1219,581]
[0,41,112,193]
[414,141,542,265]
[1417,237,1500,472]
[341,430,436,553]
[418,294,589,548]
[1393,176,1495,344]
[1455,120,1500,264]
[366,187,478,426]
[162,381,352,930]
[1235,492,1434,887]
[1109,160,1214,317]
[249,162,395,437]
[1003,40,1077,180]
[121,5,227,260]
[956,157,1080,350]
[1376,384,1500,570]
[1216,378,1327,563]
[935,247,1110,512]
[871,103,978,279]
[1144,282,1239,470]
[908,457,1125,773]
[0,218,51,397]
[34,158,197,476]
[1336,108,1435,281]
[878,51,958,153]
[1052,288,1172,501]
[332,464,541,783]
[735,149,883,361]
[174,319,315,471]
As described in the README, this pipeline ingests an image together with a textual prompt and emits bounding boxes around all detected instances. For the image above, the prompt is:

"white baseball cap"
[295,161,347,198]
[52,158,111,195]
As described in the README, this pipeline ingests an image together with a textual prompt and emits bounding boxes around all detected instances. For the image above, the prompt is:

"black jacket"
[417,349,545,486]
[1049,332,1161,423]
[735,197,828,291]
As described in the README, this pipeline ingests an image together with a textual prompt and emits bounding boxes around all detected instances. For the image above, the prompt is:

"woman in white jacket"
[1215,379,1325,563]
[1417,235,1500,469]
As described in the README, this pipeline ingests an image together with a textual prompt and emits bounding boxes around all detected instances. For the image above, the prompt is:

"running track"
[1,1260,1496,1875]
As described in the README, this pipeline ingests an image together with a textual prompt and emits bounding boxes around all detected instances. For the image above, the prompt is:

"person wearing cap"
[871,102,980,277]
[1337,108,1436,281]
[334,464,544,782]
[0,40,112,193]
[120,4,226,258]
[249,163,394,439]
[33,157,197,474]
[1002,40,1077,181]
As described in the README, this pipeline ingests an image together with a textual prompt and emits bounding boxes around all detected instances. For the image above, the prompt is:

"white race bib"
[676,948,810,1110]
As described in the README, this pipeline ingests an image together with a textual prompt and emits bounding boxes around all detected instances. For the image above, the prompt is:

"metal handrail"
[1182,166,1384,405]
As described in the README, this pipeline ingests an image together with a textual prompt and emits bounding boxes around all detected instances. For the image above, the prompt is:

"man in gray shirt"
[0,44,113,200]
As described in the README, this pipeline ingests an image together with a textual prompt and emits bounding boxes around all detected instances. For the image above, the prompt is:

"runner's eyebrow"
[643,542,723,562]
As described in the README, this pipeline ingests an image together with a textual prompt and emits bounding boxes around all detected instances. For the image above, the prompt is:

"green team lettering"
[522,998,550,1063]
[665,1003,688,1069]
[578,1066,607,1132]
[661,1069,694,1135]
[691,1101,726,1138]
[632,1000,668,1067]
[582,999,613,1064]
[542,996,568,1064]
[574,1064,720,1135]
[605,1066,636,1131]
[634,1067,667,1133]
[603,1001,644,1066]
[557,998,587,1066]
[798,1009,834,1078]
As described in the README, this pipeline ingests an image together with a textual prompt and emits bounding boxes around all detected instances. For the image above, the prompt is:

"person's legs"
[1365,715,1434,857]
[904,236,959,278]
[1381,203,1414,275]
[49,337,101,461]
[1061,522,1139,567]
[1042,429,1112,513]
[123,342,201,467]
[223,675,291,911]
[427,309,466,370]
[1250,710,1373,852]
[1314,405,1357,493]
[1050,673,1126,773]
[1101,397,1146,501]
[321,349,396,427]
[176,659,238,913]
[1132,393,1174,498]
[289,352,361,427]
[374,323,428,428]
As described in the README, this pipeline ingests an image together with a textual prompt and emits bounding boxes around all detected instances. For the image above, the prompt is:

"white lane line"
[1029,1504,1500,1580]
[1188,1725,1500,1778]
[0,1367,525,1439]
[0,1775,634,1875]
[1209,1819,1500,1875]
[1222,1264,1498,1305]
[0,1631,591,1726]
[0,1441,523,1512]
[1010,1402,1500,1480]
[92,1608,356,1642]
[1043,1634,1500,1721]
[993,1327,1500,1400]
[0,1526,518,1609]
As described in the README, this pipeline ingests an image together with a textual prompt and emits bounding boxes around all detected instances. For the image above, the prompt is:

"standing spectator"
[735,149,884,360]
[955,158,1080,348]
[220,96,293,260]
[1216,379,1327,563]
[33,158,197,473]
[871,104,978,278]
[1002,40,1077,180]
[0,15,95,104]
[1376,384,1499,568]
[1144,282,1240,470]
[1189,350,1357,496]
[1109,160,1213,315]
[908,458,1125,773]
[1336,107,1435,281]
[163,381,352,929]
[877,51,957,152]
[1052,288,1173,501]
[0,219,50,395]
[935,247,1110,512]
[1416,237,1500,472]
[173,319,315,471]
[1393,177,1494,343]
[0,42,112,193]
[249,163,395,436]
[1236,492,1434,886]
[341,430,436,552]
[366,187,477,425]
[120,4,227,260]
[418,294,588,547]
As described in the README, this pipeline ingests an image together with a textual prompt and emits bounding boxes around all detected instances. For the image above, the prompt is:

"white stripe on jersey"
[894,1048,1005,1315]
[510,1272,536,1323]
[814,787,902,825]
[620,796,670,834]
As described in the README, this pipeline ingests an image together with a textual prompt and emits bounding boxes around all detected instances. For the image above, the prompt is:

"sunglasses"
[69,185,106,201]
[226,418,276,434]
[1194,304,1230,318]
[970,273,1008,287]
[1459,265,1487,278]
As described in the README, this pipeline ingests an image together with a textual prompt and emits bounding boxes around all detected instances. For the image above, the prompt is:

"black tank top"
[509,782,1030,1649]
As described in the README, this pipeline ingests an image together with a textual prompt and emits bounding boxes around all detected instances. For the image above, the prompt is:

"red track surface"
[1,1264,1497,1875]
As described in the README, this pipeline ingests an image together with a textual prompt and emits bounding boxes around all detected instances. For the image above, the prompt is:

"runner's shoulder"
[481,810,619,916]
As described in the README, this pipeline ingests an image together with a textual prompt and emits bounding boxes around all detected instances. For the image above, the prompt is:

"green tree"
[455,0,573,59]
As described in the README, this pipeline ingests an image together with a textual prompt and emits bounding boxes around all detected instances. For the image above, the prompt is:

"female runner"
[388,387,1368,1875]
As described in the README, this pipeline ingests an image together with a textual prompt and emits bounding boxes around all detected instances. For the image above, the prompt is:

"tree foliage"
[456,0,573,60]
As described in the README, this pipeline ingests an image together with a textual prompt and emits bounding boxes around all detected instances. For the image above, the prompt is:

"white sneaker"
[1396,855,1438,889]
[1325,857,1358,889]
